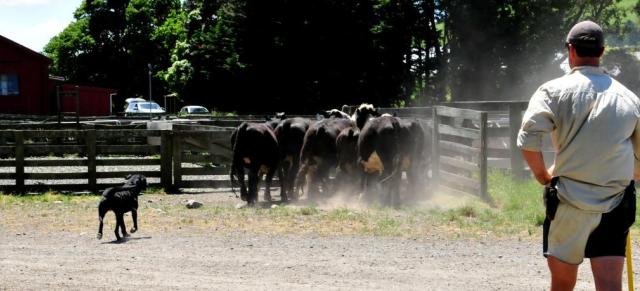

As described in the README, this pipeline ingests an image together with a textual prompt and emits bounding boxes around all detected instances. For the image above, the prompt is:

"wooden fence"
[0,105,536,204]
[431,106,491,203]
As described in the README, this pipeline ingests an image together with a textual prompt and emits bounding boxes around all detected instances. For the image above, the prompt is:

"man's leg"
[548,256,578,291]
[590,256,623,291]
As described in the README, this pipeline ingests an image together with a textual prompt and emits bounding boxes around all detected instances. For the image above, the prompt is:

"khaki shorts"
[543,187,635,265]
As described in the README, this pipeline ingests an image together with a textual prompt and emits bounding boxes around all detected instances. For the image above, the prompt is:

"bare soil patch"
[0,192,635,290]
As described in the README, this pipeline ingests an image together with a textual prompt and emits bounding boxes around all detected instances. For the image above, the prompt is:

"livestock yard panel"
[432,106,490,203]
[0,129,168,193]
[172,125,235,189]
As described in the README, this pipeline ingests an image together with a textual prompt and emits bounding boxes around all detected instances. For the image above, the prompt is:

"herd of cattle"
[229,104,432,207]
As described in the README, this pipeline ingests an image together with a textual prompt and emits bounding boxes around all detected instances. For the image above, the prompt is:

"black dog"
[96,174,147,241]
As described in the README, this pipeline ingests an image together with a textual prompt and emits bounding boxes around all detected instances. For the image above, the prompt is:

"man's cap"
[566,20,604,48]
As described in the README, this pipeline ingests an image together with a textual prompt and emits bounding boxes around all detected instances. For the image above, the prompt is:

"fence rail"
[432,106,491,203]
[0,103,543,204]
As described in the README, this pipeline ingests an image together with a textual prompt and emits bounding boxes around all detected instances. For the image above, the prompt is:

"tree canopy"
[44,0,635,113]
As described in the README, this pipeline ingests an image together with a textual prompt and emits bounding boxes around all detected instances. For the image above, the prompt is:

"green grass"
[2,170,637,239]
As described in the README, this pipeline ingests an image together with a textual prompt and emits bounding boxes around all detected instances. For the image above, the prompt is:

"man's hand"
[522,150,552,185]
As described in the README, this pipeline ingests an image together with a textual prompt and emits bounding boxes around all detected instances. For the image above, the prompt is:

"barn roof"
[0,34,51,64]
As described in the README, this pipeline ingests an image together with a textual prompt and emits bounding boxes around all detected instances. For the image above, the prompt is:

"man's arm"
[521,149,552,185]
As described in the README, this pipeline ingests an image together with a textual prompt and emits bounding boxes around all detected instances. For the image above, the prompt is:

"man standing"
[518,20,639,291]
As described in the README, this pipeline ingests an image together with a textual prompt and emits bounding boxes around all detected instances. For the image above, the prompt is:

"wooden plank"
[24,172,88,179]
[440,170,481,191]
[181,167,230,176]
[176,179,231,189]
[97,159,160,166]
[440,156,478,172]
[0,160,14,167]
[431,107,440,184]
[14,131,24,193]
[95,129,163,138]
[175,130,234,140]
[0,182,162,194]
[160,130,173,191]
[509,103,525,179]
[173,133,183,185]
[438,124,480,140]
[479,112,490,203]
[96,145,160,155]
[86,129,97,192]
[487,148,510,158]
[0,146,13,156]
[436,106,482,121]
[182,153,232,164]
[0,172,14,179]
[96,171,160,179]
[439,140,480,156]
[21,130,85,139]
[24,159,86,166]
[24,145,85,156]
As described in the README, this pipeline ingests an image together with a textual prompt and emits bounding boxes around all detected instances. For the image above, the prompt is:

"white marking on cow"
[362,151,384,174]
[401,156,411,171]
[285,155,294,170]
[259,165,270,175]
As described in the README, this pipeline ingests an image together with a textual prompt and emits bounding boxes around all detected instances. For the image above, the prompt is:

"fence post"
[14,131,24,194]
[86,129,97,193]
[509,103,525,179]
[160,130,173,192]
[172,131,182,188]
[431,107,440,190]
[479,112,493,205]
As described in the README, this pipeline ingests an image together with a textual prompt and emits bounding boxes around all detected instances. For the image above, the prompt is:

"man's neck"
[570,58,600,68]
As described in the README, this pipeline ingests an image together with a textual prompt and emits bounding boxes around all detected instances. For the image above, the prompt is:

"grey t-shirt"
[518,66,640,212]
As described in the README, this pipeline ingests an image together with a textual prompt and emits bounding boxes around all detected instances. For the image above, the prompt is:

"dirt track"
[0,193,637,290]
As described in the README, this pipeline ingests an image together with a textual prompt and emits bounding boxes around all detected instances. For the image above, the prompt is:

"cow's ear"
[125,174,132,179]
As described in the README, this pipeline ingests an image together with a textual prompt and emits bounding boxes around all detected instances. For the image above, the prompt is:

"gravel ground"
[2,193,638,290]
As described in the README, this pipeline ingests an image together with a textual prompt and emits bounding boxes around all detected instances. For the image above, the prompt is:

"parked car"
[123,97,146,111]
[179,105,210,116]
[125,101,166,116]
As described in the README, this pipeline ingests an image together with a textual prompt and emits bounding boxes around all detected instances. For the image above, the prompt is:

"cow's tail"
[229,123,248,197]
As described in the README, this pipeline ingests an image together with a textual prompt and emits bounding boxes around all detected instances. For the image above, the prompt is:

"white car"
[179,105,210,115]
[125,101,166,116]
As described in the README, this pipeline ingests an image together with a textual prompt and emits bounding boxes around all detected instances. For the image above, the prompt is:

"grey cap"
[566,20,604,48]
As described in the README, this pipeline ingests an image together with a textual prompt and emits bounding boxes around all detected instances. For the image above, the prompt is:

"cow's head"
[352,103,380,129]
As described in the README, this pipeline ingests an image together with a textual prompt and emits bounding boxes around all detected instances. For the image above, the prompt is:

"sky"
[0,0,83,53]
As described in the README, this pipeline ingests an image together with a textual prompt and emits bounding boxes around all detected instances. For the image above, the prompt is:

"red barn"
[0,34,51,115]
[0,34,117,116]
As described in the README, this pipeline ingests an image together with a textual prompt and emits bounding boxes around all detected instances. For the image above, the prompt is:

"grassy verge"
[1,170,636,239]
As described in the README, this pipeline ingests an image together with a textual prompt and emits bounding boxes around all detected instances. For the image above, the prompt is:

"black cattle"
[274,117,311,200]
[297,118,355,200]
[319,109,351,119]
[357,116,403,207]
[265,112,287,131]
[230,122,282,205]
[351,103,380,130]
[397,118,429,200]
[335,127,361,194]
[97,174,147,241]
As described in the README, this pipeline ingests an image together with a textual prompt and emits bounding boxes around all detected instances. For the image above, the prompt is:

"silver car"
[125,101,166,116]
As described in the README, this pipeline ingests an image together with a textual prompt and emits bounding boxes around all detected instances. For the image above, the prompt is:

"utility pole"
[148,63,152,120]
